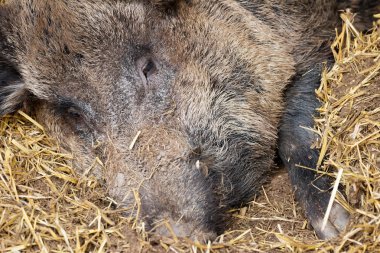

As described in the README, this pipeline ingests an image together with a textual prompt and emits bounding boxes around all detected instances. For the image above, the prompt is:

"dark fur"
[0,0,377,240]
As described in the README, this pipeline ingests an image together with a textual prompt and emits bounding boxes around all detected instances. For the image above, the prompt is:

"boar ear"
[0,57,28,116]
[150,0,191,14]
[0,4,28,116]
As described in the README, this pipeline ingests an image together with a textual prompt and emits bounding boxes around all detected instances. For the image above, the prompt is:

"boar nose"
[153,218,217,242]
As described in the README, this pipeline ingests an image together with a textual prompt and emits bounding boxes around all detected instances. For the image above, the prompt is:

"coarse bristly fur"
[0,0,378,240]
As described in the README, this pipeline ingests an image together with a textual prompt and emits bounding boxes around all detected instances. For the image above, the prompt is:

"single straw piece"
[321,168,344,231]
[129,130,142,150]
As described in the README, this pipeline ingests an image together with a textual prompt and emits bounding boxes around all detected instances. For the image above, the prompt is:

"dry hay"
[313,12,380,252]
[0,13,379,253]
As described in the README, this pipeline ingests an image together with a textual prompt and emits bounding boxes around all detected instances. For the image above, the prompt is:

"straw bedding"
[0,13,379,253]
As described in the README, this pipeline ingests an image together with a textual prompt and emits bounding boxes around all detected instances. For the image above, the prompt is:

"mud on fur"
[0,0,378,241]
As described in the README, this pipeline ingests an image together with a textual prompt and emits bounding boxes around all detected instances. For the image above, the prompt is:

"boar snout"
[105,128,223,239]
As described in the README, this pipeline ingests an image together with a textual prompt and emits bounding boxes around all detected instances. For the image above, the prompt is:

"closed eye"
[55,98,83,117]
[66,106,83,119]
[53,97,90,131]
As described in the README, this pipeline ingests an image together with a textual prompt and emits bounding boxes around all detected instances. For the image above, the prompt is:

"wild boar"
[1,0,375,240]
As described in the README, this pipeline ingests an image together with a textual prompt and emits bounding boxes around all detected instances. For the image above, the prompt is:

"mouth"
[151,217,219,241]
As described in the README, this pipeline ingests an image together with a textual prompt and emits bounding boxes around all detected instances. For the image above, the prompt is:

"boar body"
[1,0,375,240]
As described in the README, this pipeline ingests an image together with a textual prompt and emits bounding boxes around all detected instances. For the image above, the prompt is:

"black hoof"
[304,186,350,239]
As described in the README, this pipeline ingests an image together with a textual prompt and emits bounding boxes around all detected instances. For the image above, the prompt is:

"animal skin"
[0,0,378,240]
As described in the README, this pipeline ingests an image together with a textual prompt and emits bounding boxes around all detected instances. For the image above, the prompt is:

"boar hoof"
[305,188,350,240]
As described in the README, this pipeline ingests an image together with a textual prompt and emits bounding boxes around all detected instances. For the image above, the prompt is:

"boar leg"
[278,63,350,239]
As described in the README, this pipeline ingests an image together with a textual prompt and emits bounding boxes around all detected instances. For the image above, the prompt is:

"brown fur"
[0,0,377,239]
